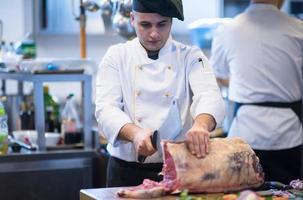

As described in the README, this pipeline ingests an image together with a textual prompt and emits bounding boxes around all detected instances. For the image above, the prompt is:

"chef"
[95,0,225,187]
[210,0,303,184]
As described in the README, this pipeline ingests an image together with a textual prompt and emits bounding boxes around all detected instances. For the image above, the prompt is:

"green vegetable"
[179,190,205,200]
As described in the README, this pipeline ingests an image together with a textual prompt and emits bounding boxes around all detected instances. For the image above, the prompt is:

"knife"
[138,131,158,163]
[256,181,292,191]
[138,99,182,163]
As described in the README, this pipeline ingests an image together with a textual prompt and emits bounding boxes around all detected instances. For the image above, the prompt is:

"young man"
[210,0,303,184]
[95,0,225,187]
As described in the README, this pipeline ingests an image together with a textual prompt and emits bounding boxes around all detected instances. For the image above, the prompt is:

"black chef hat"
[132,0,184,21]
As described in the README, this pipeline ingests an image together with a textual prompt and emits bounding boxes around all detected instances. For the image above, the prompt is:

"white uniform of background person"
[95,35,225,163]
[210,3,303,183]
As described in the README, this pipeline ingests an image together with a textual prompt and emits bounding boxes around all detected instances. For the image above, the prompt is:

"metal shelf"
[0,71,93,151]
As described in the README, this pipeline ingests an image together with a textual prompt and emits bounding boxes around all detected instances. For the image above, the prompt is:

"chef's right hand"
[133,129,156,157]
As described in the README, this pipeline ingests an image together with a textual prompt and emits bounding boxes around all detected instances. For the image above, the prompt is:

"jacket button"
[137,65,143,70]
[136,91,141,96]
[164,92,170,98]
[167,65,172,70]
[137,118,142,123]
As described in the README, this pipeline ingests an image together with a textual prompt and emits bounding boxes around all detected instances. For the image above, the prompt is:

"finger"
[198,133,205,158]
[137,139,150,156]
[186,134,195,155]
[136,143,144,155]
[147,143,156,154]
[144,140,155,155]
[205,134,210,154]
[193,132,201,157]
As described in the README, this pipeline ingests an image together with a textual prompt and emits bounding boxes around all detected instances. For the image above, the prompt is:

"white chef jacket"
[95,35,225,163]
[210,4,303,150]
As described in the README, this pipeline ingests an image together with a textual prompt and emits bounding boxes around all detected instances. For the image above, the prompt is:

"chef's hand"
[185,114,215,158]
[185,125,210,158]
[133,128,156,156]
[119,123,156,156]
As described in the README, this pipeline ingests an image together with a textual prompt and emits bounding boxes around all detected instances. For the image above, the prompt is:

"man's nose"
[150,28,160,39]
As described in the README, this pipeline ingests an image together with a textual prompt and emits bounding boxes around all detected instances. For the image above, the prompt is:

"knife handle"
[137,133,157,163]
[151,131,158,149]
[138,155,146,163]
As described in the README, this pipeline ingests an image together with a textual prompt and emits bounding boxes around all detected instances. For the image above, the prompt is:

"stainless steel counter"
[80,187,178,200]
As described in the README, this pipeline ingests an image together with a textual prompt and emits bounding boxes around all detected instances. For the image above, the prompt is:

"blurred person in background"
[210,0,303,184]
[95,0,225,187]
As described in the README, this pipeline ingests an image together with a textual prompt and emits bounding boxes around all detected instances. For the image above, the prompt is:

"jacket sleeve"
[95,45,133,147]
[188,46,226,129]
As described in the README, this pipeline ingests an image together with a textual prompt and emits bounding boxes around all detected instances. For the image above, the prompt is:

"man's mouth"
[147,40,160,44]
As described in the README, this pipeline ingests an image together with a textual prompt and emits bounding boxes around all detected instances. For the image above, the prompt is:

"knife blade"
[257,181,292,191]
[156,99,182,157]
[137,99,182,163]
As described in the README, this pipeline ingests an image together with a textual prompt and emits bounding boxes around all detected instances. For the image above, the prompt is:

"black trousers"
[253,145,303,184]
[106,156,163,187]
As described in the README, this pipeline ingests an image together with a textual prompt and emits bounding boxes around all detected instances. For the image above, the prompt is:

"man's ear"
[130,12,135,27]
[277,0,285,9]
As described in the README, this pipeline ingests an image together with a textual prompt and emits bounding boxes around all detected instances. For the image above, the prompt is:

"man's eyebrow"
[141,19,169,22]
[139,20,151,24]
[159,19,169,23]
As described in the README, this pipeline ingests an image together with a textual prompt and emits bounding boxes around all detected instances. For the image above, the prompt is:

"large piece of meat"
[118,137,264,199]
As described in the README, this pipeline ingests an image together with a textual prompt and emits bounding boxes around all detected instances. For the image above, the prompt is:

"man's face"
[131,11,172,51]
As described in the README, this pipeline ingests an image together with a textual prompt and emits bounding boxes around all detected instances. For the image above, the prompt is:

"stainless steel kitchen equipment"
[0,71,93,151]
[81,0,135,39]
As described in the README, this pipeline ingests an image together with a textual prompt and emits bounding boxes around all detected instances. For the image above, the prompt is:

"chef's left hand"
[185,124,210,158]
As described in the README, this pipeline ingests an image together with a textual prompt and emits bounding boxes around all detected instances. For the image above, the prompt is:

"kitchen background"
[0,0,302,199]
[0,0,300,100]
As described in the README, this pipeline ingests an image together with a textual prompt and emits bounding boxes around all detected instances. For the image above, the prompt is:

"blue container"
[188,18,231,49]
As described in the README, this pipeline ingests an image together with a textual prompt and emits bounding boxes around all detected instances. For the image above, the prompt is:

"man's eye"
[158,23,167,27]
[141,23,151,28]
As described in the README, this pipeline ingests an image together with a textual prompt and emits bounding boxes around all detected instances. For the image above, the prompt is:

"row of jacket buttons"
[136,90,171,98]
[135,64,173,125]
[137,65,172,70]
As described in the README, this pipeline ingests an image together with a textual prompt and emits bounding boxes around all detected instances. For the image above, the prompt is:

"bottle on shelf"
[15,32,36,59]
[0,99,9,155]
[61,94,82,144]
[18,96,36,130]
[19,101,30,130]
[0,41,8,63]
[43,85,60,133]
[0,41,8,56]
[27,96,35,130]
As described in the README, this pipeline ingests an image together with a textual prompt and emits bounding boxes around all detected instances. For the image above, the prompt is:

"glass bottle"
[43,85,60,133]
[61,94,82,144]
[0,100,9,155]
